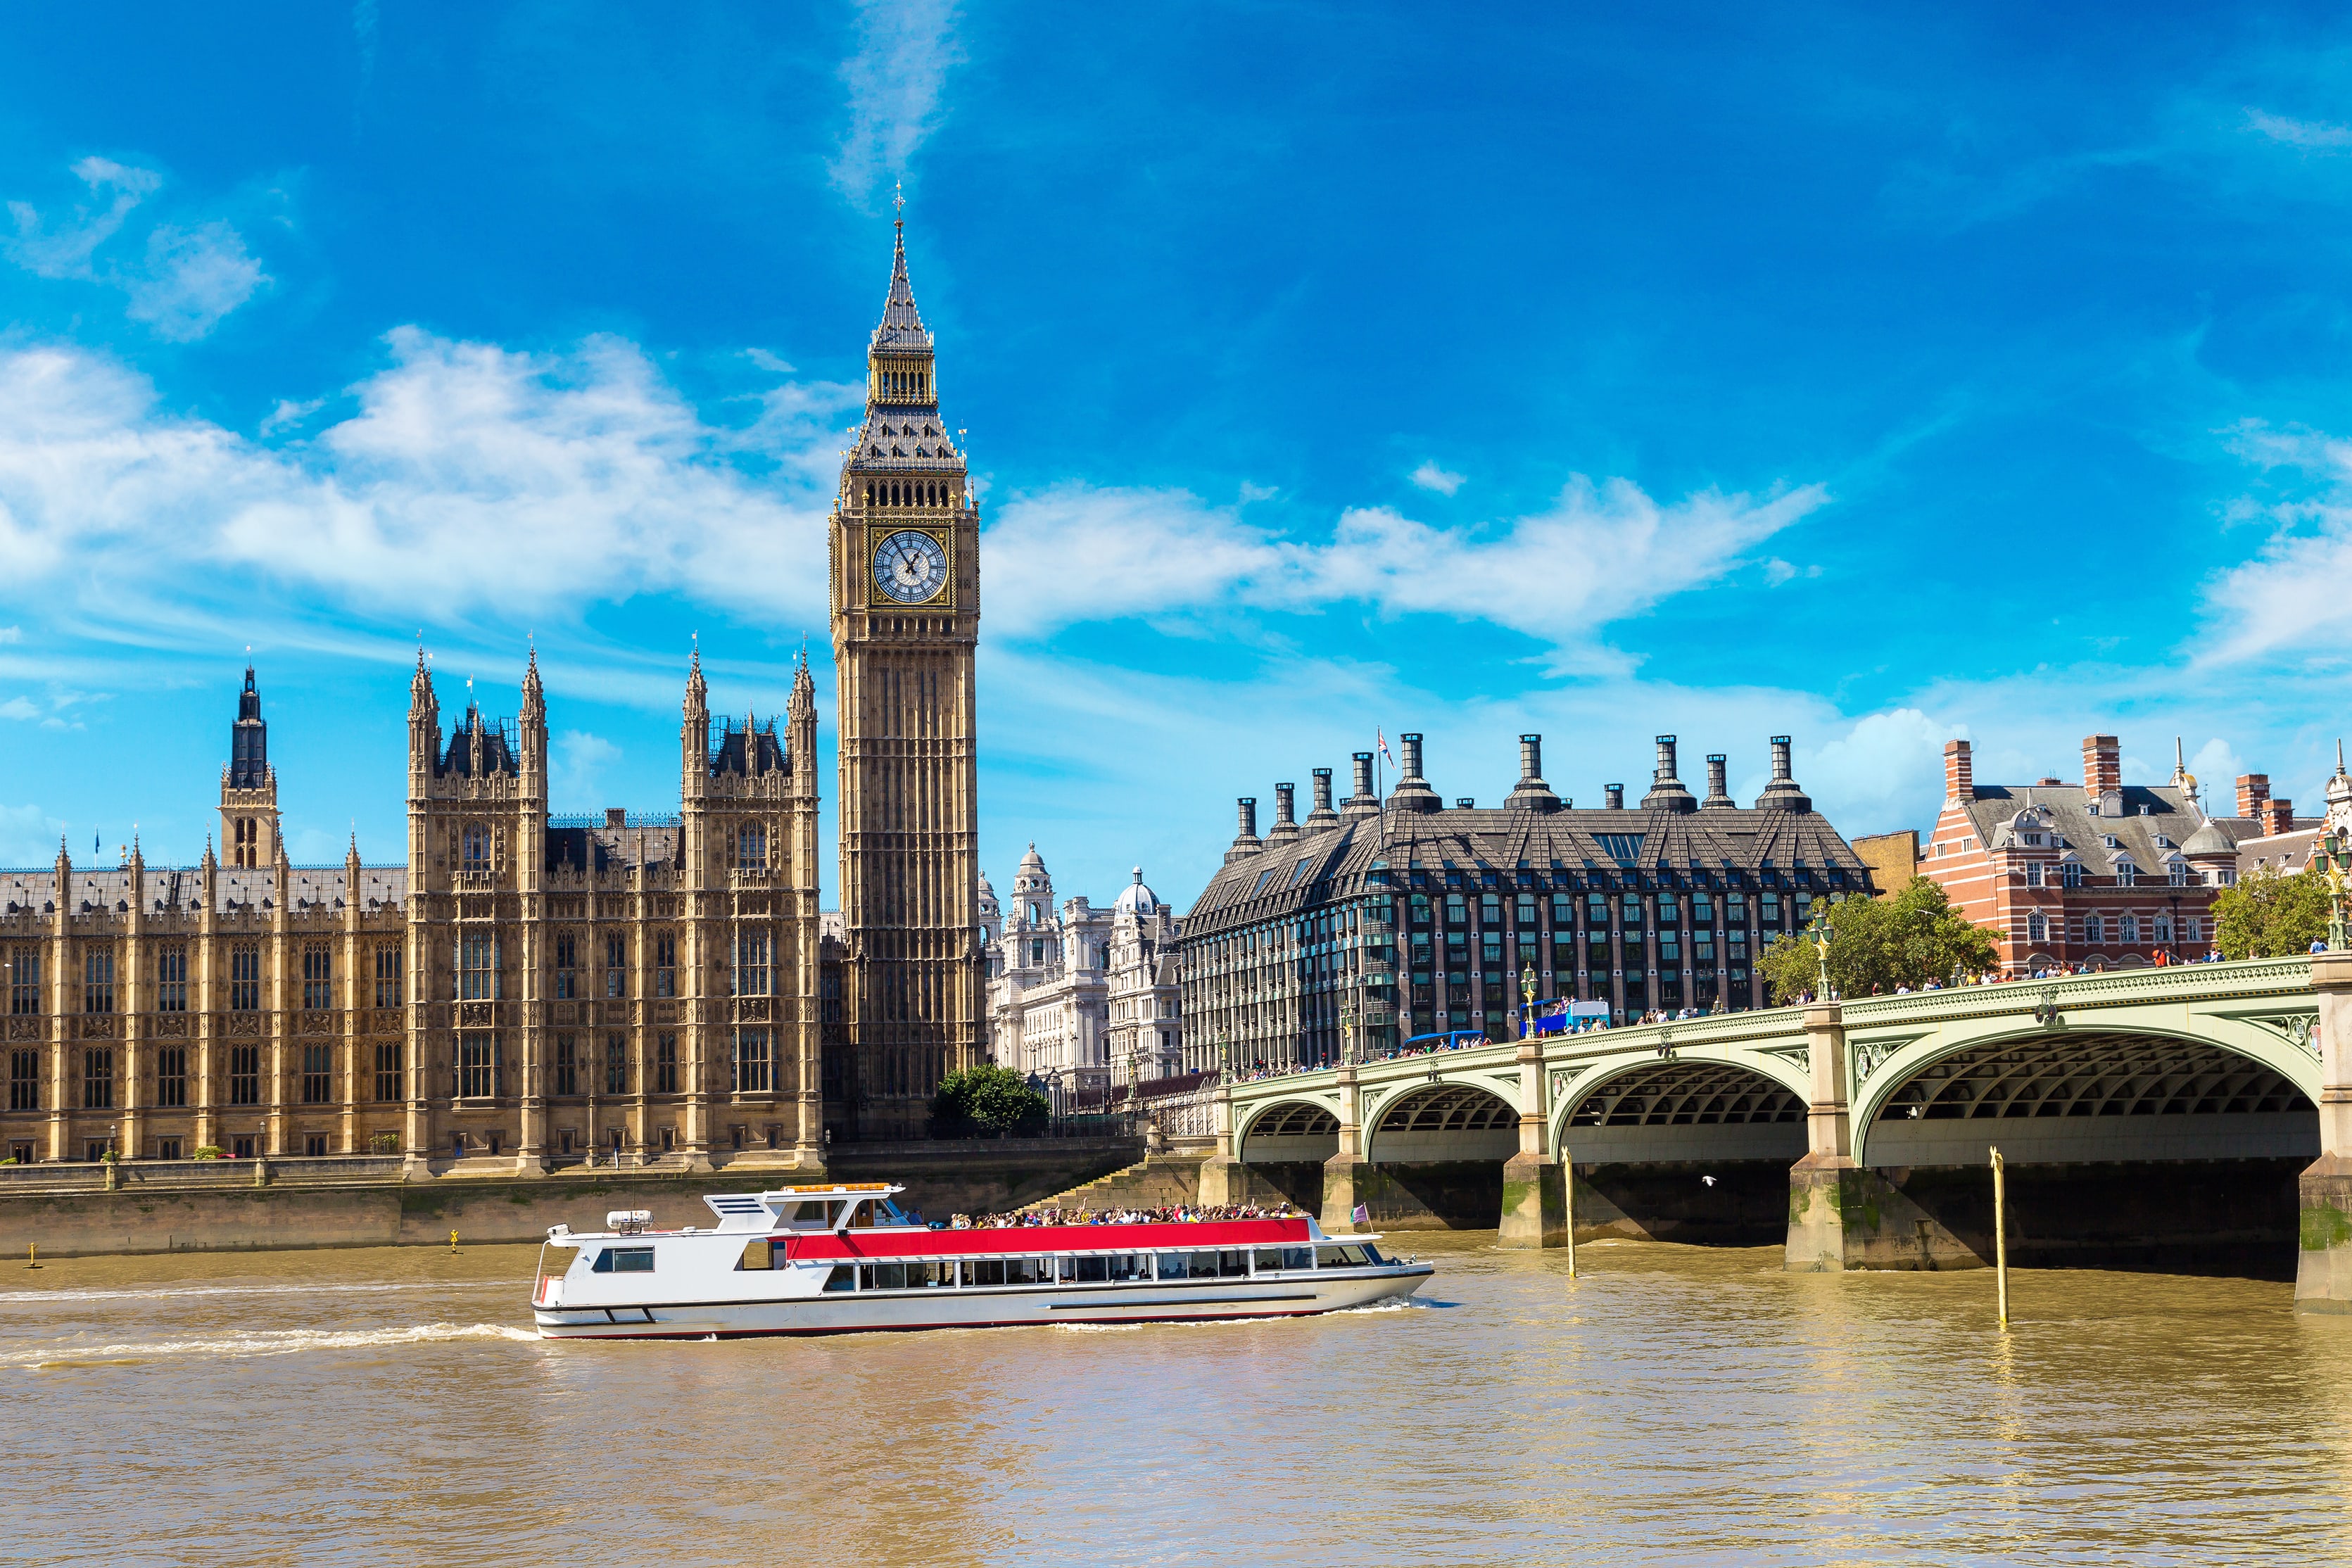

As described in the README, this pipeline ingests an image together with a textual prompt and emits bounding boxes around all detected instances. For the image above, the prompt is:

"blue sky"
[5,3,2352,907]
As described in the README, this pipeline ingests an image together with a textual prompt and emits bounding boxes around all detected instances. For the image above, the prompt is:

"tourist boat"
[530,1182,1434,1339]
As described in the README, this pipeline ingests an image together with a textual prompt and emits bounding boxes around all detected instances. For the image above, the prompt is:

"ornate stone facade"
[1,653,824,1171]
[982,854,1183,1101]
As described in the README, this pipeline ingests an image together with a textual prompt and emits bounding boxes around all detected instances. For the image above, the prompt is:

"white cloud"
[1409,460,1464,496]
[982,475,1826,670]
[830,0,962,205]
[2244,109,2352,149]
[553,730,623,805]
[4,158,267,340]
[2199,421,2352,665]
[0,803,64,866]
[2190,738,2246,808]
[1799,709,1953,826]
[0,333,859,637]
[127,221,267,340]
[0,626,20,643]
[0,697,36,720]
[258,398,323,435]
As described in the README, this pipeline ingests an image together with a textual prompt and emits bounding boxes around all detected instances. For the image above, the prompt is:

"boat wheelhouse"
[531,1182,1433,1339]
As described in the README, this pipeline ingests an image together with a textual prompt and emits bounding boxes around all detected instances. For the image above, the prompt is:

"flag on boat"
[1351,1203,1370,1226]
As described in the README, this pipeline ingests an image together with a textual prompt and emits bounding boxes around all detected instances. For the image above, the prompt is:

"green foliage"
[369,1131,402,1155]
[1757,877,1999,1004]
[930,1063,1051,1137]
[192,1145,224,1161]
[2213,864,2332,959]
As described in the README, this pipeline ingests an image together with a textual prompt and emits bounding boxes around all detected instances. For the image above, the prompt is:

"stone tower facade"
[828,214,982,1137]
[220,666,280,868]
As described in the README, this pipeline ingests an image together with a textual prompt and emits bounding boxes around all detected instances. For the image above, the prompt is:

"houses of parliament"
[0,222,982,1171]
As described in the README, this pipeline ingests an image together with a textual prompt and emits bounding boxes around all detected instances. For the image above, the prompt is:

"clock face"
[871,529,949,605]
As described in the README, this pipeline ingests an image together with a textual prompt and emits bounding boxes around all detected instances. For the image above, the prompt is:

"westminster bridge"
[1199,953,2352,1308]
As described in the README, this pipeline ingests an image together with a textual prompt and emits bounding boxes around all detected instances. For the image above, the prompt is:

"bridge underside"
[1801,1032,2319,1279]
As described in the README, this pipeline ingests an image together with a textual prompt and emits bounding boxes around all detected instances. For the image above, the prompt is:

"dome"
[2182,816,2236,858]
[976,868,999,916]
[1113,866,1159,916]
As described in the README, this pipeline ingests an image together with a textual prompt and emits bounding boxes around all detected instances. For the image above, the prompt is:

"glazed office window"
[1480,894,1502,926]
[1551,894,1574,926]
[2060,862,2084,889]
[82,946,115,1015]
[2083,914,2105,945]
[1620,895,1644,931]
[2025,863,2044,889]
[1481,932,1503,964]
[733,1027,771,1094]
[1444,894,1467,926]
[555,1034,579,1097]
[2114,862,2138,889]
[8,1047,36,1111]
[459,933,498,1001]
[2122,914,2141,943]
[1515,894,1538,928]
[655,1032,678,1094]
[2155,913,2175,944]
[302,1044,332,1105]
[605,1032,626,1096]
[229,1045,260,1106]
[1726,892,1747,924]
[733,931,771,997]
[1691,893,1714,925]
[462,825,491,871]
[605,935,626,998]
[156,944,186,1012]
[554,932,577,999]
[374,944,403,1009]
[156,1046,186,1108]
[374,1042,403,1103]
[230,944,261,1011]
[82,1047,112,1110]
[8,948,39,1015]
[654,932,676,999]
[736,823,767,870]
[302,944,331,1011]
[2027,911,2049,943]
[1695,928,1716,963]
[1759,893,1781,927]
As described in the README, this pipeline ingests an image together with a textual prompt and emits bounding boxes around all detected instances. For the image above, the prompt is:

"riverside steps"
[0,1134,1142,1259]
[1217,956,2352,1296]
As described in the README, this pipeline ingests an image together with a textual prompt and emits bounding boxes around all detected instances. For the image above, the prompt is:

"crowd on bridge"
[956,1203,1301,1229]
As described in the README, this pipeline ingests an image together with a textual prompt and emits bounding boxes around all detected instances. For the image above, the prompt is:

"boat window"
[904,1260,951,1289]
[1219,1249,1249,1278]
[1106,1253,1149,1282]
[1360,1244,1389,1265]
[965,1259,1006,1286]
[779,1201,832,1229]
[1282,1247,1315,1271]
[1253,1247,1285,1272]
[591,1246,655,1274]
[1004,1257,1047,1285]
[847,1199,883,1228]
[822,1265,856,1293]
[861,1263,909,1291]
[1072,1256,1108,1283]
[736,1239,774,1271]
[1315,1245,1371,1268]
[1155,1253,1188,1281]
[880,1199,911,1225]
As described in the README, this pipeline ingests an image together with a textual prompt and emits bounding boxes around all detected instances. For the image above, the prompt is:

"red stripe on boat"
[781,1218,1311,1261]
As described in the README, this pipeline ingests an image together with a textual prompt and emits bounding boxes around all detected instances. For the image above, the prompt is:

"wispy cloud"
[1409,460,1465,496]
[4,158,270,340]
[2244,108,2352,150]
[0,802,67,866]
[2199,419,2352,666]
[982,475,1828,671]
[830,0,962,206]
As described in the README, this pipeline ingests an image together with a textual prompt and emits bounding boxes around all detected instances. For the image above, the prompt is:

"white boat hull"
[533,1264,1432,1339]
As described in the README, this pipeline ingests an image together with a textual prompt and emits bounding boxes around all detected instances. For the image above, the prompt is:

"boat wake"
[9,1322,537,1369]
[0,1280,527,1306]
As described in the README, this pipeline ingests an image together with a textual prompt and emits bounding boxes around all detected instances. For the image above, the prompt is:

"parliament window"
[656,1031,678,1094]
[655,932,676,999]
[229,1045,260,1106]
[156,944,186,1012]
[606,934,626,997]
[555,932,577,999]
[733,931,771,997]
[303,944,331,1011]
[375,944,403,1009]
[302,1044,332,1104]
[605,1032,627,1096]
[374,1042,403,1103]
[457,1033,497,1099]
[8,948,39,1016]
[82,1047,112,1109]
[460,933,498,1001]
[8,1048,36,1111]
[231,943,260,1011]
[555,1034,578,1097]
[83,946,115,1015]
[462,824,491,870]
[157,1046,186,1107]
[733,1028,771,1094]
[736,823,767,869]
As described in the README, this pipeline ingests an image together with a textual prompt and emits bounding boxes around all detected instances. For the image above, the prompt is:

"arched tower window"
[736,823,767,870]
[462,824,491,871]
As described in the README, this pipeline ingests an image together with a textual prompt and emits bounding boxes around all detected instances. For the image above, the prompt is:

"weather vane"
[894,180,904,223]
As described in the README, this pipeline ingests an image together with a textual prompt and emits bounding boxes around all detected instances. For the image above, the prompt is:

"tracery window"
[231,943,260,1012]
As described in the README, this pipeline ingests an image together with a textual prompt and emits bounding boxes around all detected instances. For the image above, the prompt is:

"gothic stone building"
[1178,733,1871,1073]
[0,220,984,1166]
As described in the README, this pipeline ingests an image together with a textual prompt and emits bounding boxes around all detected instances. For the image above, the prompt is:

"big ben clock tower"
[828,210,982,1137]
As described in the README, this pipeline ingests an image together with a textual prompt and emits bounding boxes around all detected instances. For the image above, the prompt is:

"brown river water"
[9,1234,2352,1567]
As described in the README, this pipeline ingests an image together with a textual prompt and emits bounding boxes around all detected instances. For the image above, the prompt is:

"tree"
[1757,876,1999,1004]
[930,1063,1051,1137]
[2212,864,2332,959]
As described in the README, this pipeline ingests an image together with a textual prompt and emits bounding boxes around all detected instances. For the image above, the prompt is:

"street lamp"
[1519,962,1538,1038]
[2322,826,2352,953]
[1807,904,1835,1000]
[1339,997,1357,1067]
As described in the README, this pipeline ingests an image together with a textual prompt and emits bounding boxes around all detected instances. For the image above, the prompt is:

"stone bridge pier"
[2295,951,2352,1311]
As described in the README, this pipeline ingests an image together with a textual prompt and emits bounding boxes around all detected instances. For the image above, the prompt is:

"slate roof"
[0,864,408,917]
[1954,783,2299,871]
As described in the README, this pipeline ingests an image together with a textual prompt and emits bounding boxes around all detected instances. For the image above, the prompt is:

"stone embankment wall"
[0,1137,1142,1259]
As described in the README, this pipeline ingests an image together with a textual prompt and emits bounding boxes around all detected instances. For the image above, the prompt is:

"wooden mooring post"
[1991,1146,2009,1330]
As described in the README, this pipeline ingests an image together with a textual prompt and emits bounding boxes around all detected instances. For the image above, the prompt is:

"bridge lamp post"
[1339,997,1358,1068]
[1808,906,1836,1001]
[2322,827,2352,954]
[1519,963,1538,1037]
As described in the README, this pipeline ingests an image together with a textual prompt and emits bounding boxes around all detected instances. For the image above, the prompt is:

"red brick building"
[1916,734,2319,973]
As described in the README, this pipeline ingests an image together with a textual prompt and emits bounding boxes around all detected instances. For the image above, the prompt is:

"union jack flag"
[1376,731,1395,769]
